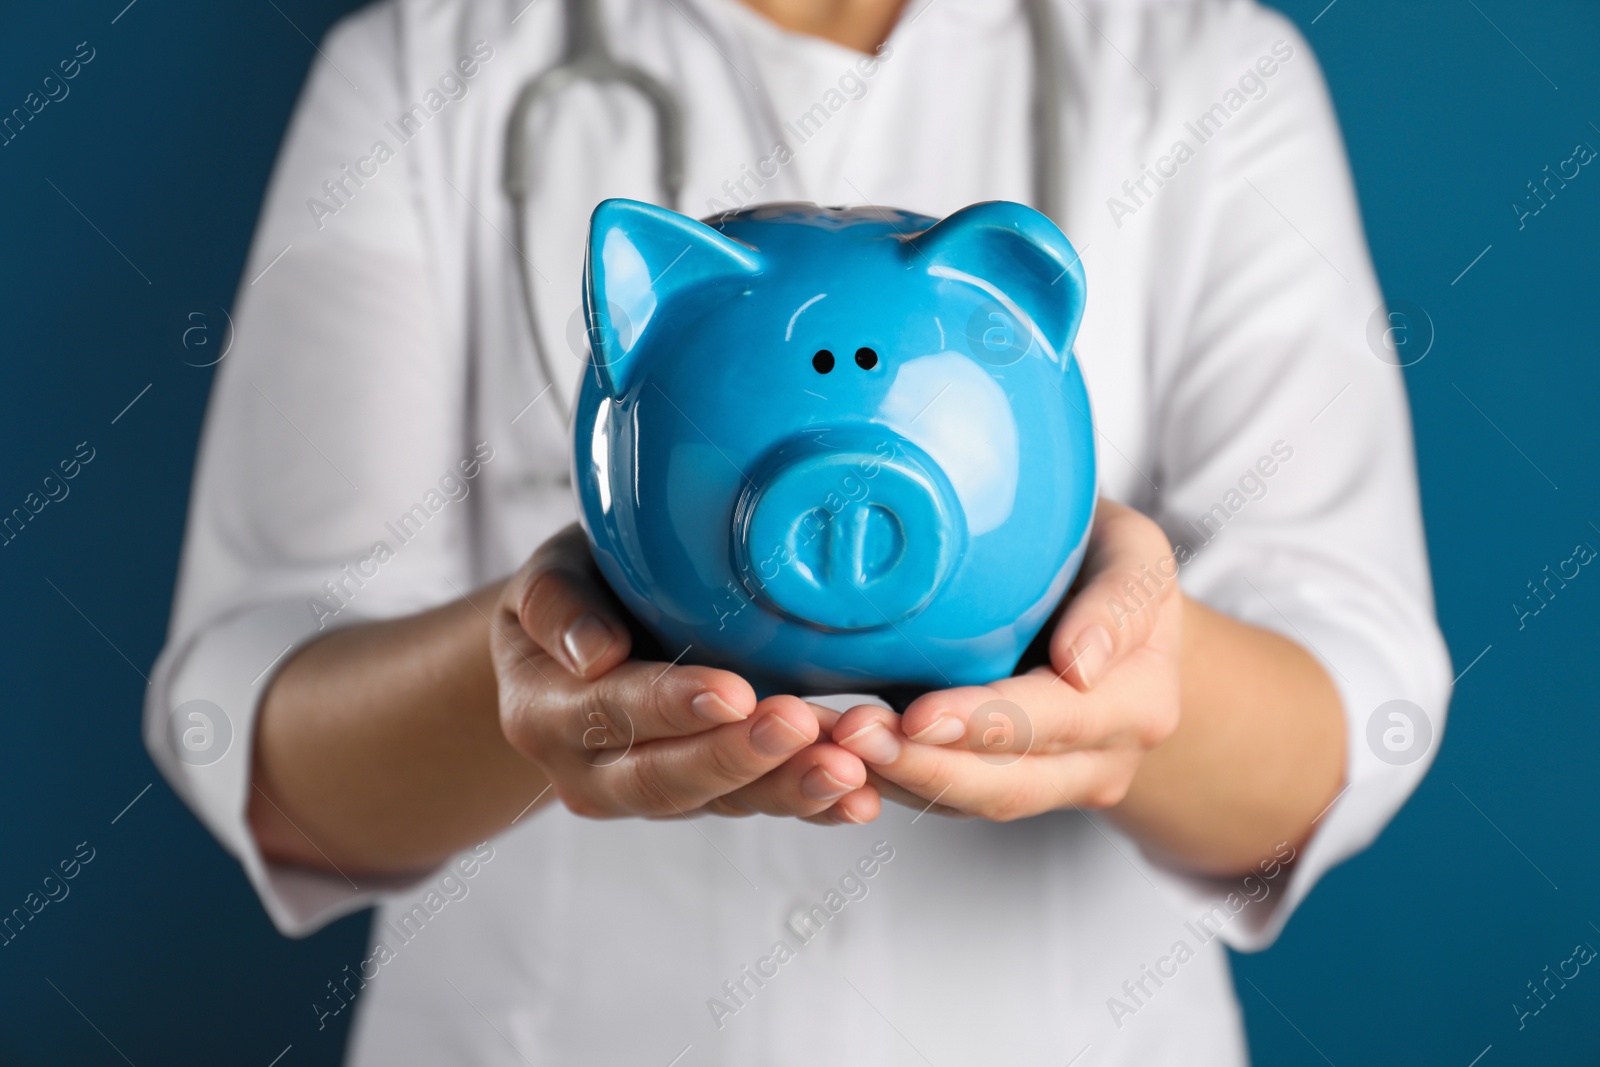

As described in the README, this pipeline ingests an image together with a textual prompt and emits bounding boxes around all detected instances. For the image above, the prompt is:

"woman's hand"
[831,499,1182,822]
[493,525,880,824]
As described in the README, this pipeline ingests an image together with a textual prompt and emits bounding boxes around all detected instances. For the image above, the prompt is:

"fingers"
[801,787,882,826]
[579,696,823,817]
[580,658,759,745]
[500,655,867,819]
[897,685,1011,748]
[862,771,968,820]
[898,672,1130,755]
[700,702,884,824]
[496,640,759,795]
[498,528,892,825]
[705,736,871,818]
[1051,499,1178,691]
[833,703,1116,820]
[514,524,632,680]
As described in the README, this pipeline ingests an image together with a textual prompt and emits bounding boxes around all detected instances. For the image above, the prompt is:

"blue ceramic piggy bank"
[571,198,1096,696]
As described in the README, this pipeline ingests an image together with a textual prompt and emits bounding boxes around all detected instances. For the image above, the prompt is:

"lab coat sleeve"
[1133,10,1453,950]
[144,4,479,936]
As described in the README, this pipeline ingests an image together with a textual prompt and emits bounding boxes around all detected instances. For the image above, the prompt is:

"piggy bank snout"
[734,434,964,631]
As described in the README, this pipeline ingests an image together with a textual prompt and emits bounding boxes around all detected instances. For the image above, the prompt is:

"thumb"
[1050,499,1179,691]
[512,524,633,679]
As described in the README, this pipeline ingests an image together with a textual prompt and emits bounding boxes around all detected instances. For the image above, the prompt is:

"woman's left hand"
[831,499,1183,821]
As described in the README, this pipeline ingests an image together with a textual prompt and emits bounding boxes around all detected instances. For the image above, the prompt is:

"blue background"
[1,0,1595,1063]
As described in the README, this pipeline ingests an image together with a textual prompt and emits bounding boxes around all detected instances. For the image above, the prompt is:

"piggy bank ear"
[910,201,1086,362]
[583,199,763,396]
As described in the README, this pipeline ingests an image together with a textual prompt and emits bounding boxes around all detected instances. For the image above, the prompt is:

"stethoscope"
[503,0,1068,428]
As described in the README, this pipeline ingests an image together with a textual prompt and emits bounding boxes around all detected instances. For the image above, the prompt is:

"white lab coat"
[145,0,1452,1062]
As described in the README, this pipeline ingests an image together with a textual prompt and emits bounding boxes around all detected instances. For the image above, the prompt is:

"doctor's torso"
[198,0,1392,1061]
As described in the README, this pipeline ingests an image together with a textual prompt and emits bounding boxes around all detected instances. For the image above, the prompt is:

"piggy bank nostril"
[795,504,905,586]
[856,504,905,580]
[812,349,835,374]
[854,347,878,370]
[734,437,962,632]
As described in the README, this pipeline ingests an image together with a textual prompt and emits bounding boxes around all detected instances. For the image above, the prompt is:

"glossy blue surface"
[572,198,1097,694]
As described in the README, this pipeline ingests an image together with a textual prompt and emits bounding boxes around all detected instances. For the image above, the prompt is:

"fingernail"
[562,613,613,674]
[750,713,809,757]
[800,766,853,801]
[837,721,900,765]
[908,715,964,745]
[692,692,748,724]
[1068,624,1113,689]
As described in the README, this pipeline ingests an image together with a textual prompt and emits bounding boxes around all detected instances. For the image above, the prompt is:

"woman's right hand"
[491,525,881,825]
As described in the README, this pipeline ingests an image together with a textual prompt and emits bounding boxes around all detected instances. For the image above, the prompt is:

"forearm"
[1106,595,1346,877]
[249,580,551,877]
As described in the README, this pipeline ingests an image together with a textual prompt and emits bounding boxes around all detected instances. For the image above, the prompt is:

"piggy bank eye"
[812,349,835,374]
[855,347,879,370]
